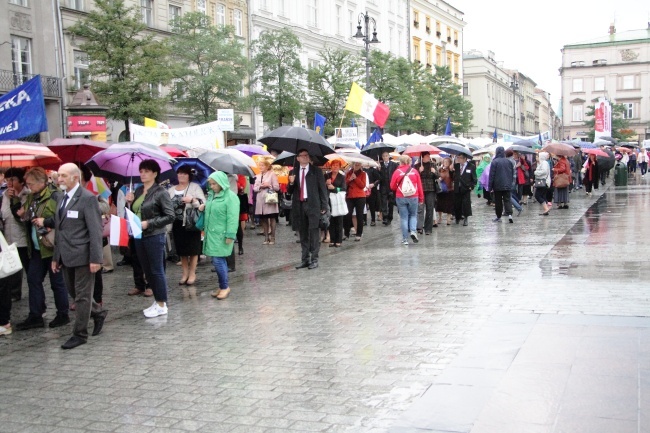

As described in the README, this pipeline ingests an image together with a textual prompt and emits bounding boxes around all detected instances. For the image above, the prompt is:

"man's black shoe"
[15,316,45,331]
[463,218,468,226]
[308,261,319,270]
[116,259,130,266]
[295,261,310,269]
[92,311,108,336]
[61,336,86,350]
[101,268,113,274]
[456,218,460,225]
[49,314,70,328]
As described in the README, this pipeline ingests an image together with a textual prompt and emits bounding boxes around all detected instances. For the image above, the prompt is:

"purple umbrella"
[85,141,176,185]
[479,163,491,191]
[230,144,270,157]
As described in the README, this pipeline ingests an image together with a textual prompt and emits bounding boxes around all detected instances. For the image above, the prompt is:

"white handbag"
[329,191,348,217]
[0,230,23,279]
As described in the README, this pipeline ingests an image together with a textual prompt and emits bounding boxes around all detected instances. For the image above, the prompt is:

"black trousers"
[298,202,320,263]
[494,190,513,218]
[380,191,394,221]
[329,216,343,244]
[453,191,472,219]
[417,191,436,232]
[344,197,366,237]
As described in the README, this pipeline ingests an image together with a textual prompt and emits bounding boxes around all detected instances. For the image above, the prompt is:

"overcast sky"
[454,0,650,110]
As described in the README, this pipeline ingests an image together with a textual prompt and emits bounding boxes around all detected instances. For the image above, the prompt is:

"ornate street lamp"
[510,75,519,134]
[354,12,380,138]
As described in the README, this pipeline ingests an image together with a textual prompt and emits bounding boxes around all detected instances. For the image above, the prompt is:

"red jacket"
[345,169,367,199]
[390,165,424,203]
[517,157,529,185]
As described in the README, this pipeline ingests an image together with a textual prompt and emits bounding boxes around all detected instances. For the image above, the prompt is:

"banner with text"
[594,97,612,141]
[0,75,48,140]
[130,121,224,151]
[502,131,551,143]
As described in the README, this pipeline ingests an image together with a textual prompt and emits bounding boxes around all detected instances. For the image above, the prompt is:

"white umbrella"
[326,152,380,168]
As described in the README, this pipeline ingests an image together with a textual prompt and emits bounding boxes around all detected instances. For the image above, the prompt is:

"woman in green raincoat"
[199,171,239,300]
[474,154,492,204]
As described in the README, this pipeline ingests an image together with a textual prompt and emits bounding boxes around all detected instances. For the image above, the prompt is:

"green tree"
[250,28,304,128]
[428,66,473,135]
[167,13,249,125]
[306,48,364,136]
[584,103,636,142]
[68,0,171,137]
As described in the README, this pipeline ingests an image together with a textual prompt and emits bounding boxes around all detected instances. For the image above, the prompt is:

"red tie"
[300,168,306,201]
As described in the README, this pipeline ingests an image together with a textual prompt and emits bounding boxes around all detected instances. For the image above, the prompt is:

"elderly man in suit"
[287,149,329,270]
[51,163,106,350]
[450,154,477,226]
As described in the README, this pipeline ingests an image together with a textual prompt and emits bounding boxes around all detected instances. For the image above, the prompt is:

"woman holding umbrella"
[552,155,572,209]
[582,153,599,196]
[126,160,175,318]
[168,166,205,286]
[253,159,280,245]
[325,160,346,247]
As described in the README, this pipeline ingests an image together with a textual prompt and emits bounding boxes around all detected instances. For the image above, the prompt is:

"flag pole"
[339,110,347,129]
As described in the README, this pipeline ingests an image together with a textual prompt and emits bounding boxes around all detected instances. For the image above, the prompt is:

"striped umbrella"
[0,140,62,169]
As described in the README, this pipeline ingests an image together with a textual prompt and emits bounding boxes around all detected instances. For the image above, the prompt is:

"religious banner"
[594,97,612,141]
[0,75,48,140]
[130,120,224,151]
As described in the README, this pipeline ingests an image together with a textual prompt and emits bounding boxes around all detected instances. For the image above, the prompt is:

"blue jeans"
[511,190,522,212]
[134,233,168,303]
[211,257,229,289]
[27,248,69,318]
[396,197,418,240]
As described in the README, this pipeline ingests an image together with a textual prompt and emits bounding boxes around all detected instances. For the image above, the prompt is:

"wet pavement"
[1,173,649,433]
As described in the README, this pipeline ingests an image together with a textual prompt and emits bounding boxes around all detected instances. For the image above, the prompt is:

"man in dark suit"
[379,151,398,225]
[51,163,106,349]
[287,149,328,270]
[450,154,477,226]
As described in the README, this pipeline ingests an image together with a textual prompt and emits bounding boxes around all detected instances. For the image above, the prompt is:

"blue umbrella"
[172,158,214,190]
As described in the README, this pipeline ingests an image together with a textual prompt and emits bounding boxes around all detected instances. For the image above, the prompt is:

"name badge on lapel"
[67,210,79,219]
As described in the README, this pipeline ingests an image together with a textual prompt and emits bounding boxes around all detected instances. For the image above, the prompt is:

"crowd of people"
[0,143,643,348]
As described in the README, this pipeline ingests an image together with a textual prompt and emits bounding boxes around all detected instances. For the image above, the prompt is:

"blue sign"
[0,75,48,140]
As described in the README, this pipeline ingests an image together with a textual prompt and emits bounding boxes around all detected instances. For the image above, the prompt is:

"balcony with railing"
[0,70,62,98]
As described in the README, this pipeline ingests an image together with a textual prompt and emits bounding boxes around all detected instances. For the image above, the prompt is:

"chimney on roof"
[609,23,616,35]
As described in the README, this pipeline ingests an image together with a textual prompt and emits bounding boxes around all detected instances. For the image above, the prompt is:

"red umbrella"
[48,138,110,163]
[161,146,189,158]
[542,142,577,157]
[583,148,610,157]
[402,143,442,156]
[0,141,62,169]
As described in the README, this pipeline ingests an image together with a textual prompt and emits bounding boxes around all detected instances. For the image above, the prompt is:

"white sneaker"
[143,301,157,314]
[410,231,419,243]
[144,303,168,318]
[0,324,12,336]
[402,239,409,245]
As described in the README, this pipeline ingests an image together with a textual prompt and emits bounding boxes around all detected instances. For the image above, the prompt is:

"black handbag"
[184,202,203,231]
[280,194,293,210]
[534,178,547,188]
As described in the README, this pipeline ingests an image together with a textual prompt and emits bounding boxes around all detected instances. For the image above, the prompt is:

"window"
[453,54,459,77]
[216,4,225,27]
[259,0,267,10]
[572,105,583,122]
[73,50,89,90]
[463,82,468,96]
[454,31,458,45]
[572,78,583,92]
[425,45,432,66]
[67,0,83,10]
[436,46,442,66]
[336,5,341,35]
[623,75,635,89]
[308,59,319,70]
[278,0,286,16]
[349,10,355,36]
[397,30,402,56]
[11,36,32,84]
[149,82,162,97]
[594,76,605,91]
[9,0,28,6]
[436,21,441,36]
[389,27,394,54]
[413,38,420,62]
[141,0,153,26]
[425,16,431,32]
[233,9,243,36]
[307,0,317,27]
[446,27,451,41]
[169,5,181,29]
[413,10,419,27]
[623,103,634,119]
[196,0,206,14]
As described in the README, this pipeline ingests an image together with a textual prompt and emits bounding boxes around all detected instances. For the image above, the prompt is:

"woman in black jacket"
[125,159,175,318]
[325,160,347,247]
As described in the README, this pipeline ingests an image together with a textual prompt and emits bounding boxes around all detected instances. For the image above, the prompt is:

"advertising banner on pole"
[130,120,225,151]
[594,97,612,141]
[0,75,48,140]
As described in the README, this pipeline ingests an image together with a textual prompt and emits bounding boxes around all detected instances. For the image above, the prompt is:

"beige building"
[1,0,64,141]
[409,0,464,84]
[560,25,650,143]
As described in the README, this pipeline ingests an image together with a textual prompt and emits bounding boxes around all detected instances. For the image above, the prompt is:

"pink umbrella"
[402,143,441,156]
[583,148,610,157]
[48,138,110,163]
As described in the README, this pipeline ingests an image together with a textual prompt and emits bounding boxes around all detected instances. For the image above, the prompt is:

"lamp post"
[354,11,380,139]
[510,75,519,135]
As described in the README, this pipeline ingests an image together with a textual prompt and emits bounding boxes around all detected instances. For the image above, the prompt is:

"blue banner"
[0,75,48,140]
[314,112,326,136]
[445,117,452,135]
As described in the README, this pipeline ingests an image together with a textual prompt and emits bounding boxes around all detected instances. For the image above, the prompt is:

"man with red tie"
[287,149,329,270]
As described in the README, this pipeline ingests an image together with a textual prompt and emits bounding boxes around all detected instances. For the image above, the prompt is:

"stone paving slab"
[1,174,650,432]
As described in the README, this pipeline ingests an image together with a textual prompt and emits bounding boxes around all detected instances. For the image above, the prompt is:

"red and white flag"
[109,215,129,247]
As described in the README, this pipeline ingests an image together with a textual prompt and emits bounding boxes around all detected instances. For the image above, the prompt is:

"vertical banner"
[0,75,48,140]
[594,97,611,141]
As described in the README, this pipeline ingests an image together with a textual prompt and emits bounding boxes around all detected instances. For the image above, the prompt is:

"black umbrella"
[436,143,473,157]
[259,126,336,157]
[597,148,615,172]
[510,144,537,154]
[512,139,539,148]
[272,151,328,167]
[620,142,637,149]
[360,142,396,160]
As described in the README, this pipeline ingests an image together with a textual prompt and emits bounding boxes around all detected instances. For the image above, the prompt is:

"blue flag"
[365,129,383,148]
[350,118,356,128]
[538,132,543,147]
[314,112,326,136]
[492,128,498,143]
[0,75,48,140]
[444,117,452,136]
